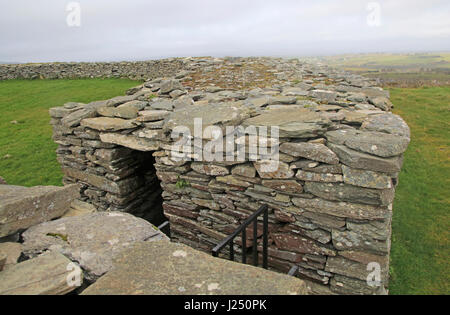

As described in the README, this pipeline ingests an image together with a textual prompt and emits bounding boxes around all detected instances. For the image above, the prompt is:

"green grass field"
[0,79,448,294]
[0,79,140,186]
[389,86,449,294]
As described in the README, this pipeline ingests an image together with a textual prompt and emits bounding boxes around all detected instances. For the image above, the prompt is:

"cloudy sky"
[1,0,449,62]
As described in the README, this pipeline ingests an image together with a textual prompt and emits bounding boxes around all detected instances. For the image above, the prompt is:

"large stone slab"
[272,233,336,256]
[62,167,142,195]
[82,241,308,295]
[291,198,390,220]
[361,113,410,138]
[0,242,23,270]
[342,165,393,189]
[325,129,409,158]
[280,142,339,164]
[80,117,137,131]
[100,133,160,151]
[0,251,81,295]
[22,212,169,281]
[304,182,395,206]
[164,102,252,139]
[242,108,330,138]
[0,184,79,237]
[327,143,403,173]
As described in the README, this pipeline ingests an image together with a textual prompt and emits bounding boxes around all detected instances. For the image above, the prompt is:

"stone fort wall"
[0,58,187,81]
[47,57,410,295]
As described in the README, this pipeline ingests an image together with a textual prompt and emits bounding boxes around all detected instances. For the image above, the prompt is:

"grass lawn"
[0,79,448,294]
[0,79,140,186]
[389,86,449,294]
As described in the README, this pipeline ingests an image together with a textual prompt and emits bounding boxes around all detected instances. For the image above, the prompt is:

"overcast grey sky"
[1,0,449,62]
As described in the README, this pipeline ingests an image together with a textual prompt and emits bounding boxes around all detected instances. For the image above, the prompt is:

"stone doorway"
[61,145,166,228]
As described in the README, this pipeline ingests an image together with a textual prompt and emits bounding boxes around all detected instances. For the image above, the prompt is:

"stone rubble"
[0,184,80,238]
[47,56,410,295]
[0,251,81,295]
[22,212,169,282]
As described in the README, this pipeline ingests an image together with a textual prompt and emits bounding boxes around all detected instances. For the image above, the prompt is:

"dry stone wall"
[0,59,187,80]
[49,57,410,295]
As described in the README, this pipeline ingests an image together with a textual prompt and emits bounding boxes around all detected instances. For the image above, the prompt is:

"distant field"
[0,79,140,186]
[307,52,450,87]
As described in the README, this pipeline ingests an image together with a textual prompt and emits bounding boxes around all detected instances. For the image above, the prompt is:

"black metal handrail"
[288,265,299,276]
[212,204,269,269]
[157,221,171,238]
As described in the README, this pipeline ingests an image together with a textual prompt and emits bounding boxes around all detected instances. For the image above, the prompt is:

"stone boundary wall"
[0,59,187,80]
[49,57,410,295]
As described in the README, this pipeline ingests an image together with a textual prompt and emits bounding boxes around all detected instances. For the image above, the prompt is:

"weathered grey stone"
[159,79,183,94]
[326,254,388,282]
[98,104,141,119]
[340,110,368,124]
[0,252,6,271]
[268,96,297,104]
[282,87,309,96]
[0,184,79,237]
[0,242,23,270]
[261,180,303,194]
[80,117,137,131]
[216,175,252,188]
[49,105,81,118]
[0,251,81,295]
[62,167,141,195]
[291,198,390,220]
[327,143,403,173]
[192,198,221,211]
[191,163,229,176]
[309,90,337,102]
[304,182,395,206]
[62,199,97,218]
[330,274,382,295]
[151,100,174,111]
[361,113,410,138]
[22,212,169,281]
[280,142,339,164]
[326,129,409,158]
[346,220,391,241]
[254,161,294,179]
[164,102,252,139]
[61,108,97,128]
[368,96,392,111]
[106,95,136,107]
[272,233,336,256]
[137,110,170,122]
[332,229,390,254]
[290,160,320,170]
[342,165,392,189]
[100,133,160,151]
[231,164,256,178]
[301,211,346,229]
[242,108,330,138]
[296,170,343,183]
[284,224,331,244]
[82,241,307,295]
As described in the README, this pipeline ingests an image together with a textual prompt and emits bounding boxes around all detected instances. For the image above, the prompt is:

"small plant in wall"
[148,94,157,101]
[175,176,190,189]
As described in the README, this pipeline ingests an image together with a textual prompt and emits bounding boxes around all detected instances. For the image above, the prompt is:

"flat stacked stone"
[49,57,410,295]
